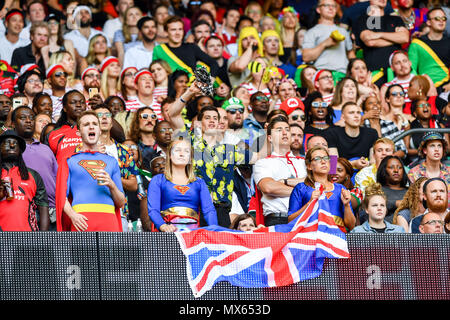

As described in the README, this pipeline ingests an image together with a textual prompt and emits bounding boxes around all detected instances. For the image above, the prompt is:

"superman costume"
[147,174,218,231]
[56,151,124,232]
[288,182,354,233]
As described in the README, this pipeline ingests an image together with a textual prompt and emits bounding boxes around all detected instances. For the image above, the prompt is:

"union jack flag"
[175,193,350,298]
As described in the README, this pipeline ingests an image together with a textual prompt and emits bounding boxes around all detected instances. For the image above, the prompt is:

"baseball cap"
[279,97,305,115]
[222,97,245,111]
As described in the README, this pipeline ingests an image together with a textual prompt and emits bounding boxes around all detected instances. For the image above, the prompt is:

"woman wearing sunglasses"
[287,146,356,232]
[383,84,414,131]
[303,91,335,139]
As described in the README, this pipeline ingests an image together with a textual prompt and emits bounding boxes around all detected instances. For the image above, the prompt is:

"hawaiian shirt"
[354,163,378,194]
[189,127,250,204]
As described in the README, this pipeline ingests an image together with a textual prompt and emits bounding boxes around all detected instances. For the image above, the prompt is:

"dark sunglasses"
[390,91,405,97]
[291,114,306,121]
[54,71,68,78]
[227,108,244,114]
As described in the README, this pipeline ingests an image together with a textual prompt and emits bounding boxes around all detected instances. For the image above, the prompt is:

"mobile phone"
[329,155,338,175]
[12,98,22,110]
[89,88,98,98]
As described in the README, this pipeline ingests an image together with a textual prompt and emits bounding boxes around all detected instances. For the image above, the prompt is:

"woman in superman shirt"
[147,137,218,232]
[287,146,356,233]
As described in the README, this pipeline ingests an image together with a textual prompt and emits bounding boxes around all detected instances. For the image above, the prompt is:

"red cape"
[55,151,122,232]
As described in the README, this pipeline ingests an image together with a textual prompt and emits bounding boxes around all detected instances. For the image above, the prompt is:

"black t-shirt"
[419,35,450,69]
[353,13,405,72]
[325,126,379,160]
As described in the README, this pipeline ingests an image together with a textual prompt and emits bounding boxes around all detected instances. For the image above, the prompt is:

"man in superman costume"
[56,110,126,232]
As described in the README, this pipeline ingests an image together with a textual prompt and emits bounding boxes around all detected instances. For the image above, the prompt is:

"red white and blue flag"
[175,193,350,297]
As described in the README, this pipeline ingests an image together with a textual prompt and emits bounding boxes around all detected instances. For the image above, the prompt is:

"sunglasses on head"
[311,101,328,108]
[140,113,157,120]
[227,108,244,114]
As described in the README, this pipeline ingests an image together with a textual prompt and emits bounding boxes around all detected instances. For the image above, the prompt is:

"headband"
[46,64,65,79]
[81,67,99,80]
[134,69,153,84]
[100,56,119,73]
[120,66,138,79]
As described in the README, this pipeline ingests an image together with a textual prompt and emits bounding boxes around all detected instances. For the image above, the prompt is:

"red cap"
[279,97,305,115]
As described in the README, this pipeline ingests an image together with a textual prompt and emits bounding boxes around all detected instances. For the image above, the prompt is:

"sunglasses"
[159,128,173,134]
[124,144,138,150]
[311,101,328,108]
[390,91,405,97]
[227,108,244,114]
[311,155,330,162]
[97,112,112,118]
[431,16,447,21]
[291,114,306,121]
[140,113,157,120]
[254,95,269,102]
[417,103,431,108]
[54,71,68,78]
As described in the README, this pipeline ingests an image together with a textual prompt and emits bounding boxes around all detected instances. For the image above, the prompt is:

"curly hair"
[392,176,427,224]
[363,182,386,211]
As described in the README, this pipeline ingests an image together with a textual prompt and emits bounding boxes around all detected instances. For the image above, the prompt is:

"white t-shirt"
[0,36,30,64]
[253,151,307,216]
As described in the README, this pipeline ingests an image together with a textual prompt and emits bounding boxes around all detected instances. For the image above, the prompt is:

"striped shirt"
[382,74,414,103]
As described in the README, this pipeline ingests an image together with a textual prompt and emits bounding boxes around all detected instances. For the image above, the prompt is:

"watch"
[284,179,288,186]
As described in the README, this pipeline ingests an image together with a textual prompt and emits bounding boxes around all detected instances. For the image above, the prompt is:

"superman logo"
[174,185,190,195]
[78,160,106,180]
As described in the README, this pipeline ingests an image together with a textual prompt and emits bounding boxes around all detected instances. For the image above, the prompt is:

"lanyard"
[267,152,303,178]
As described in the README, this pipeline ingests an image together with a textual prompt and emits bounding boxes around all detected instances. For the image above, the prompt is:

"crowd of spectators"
[0,0,449,235]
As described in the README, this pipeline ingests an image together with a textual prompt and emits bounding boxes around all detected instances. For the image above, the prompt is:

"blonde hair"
[363,183,387,210]
[164,137,197,184]
[122,6,143,43]
[49,50,77,84]
[86,34,111,66]
[100,66,121,98]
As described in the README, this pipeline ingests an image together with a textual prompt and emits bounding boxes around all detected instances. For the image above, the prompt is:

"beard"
[80,18,92,28]
[142,32,157,43]
[229,122,243,130]
[427,197,448,213]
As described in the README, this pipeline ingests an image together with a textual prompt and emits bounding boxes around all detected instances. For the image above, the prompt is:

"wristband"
[180,96,186,103]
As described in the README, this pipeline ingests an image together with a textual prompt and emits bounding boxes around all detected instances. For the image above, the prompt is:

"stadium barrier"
[0,232,449,300]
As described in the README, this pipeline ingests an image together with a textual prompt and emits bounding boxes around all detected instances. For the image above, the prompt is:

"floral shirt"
[189,128,250,204]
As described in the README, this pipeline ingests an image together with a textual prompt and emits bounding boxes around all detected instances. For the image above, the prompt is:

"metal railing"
[392,128,450,143]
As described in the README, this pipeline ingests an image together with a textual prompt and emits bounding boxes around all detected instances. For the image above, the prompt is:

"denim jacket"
[351,220,405,233]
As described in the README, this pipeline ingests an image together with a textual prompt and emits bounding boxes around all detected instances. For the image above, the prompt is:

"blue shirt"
[66,152,123,208]
[147,173,218,229]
